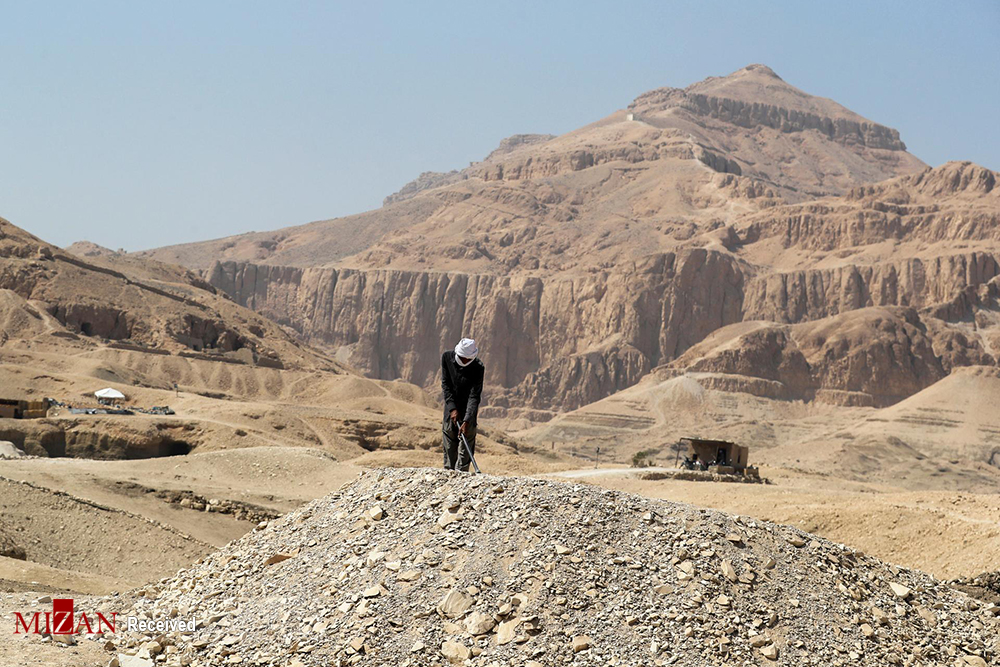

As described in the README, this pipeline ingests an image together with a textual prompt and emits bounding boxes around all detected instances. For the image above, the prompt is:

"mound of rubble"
[111,469,996,666]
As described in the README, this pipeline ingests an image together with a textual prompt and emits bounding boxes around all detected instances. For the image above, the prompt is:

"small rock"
[264,552,295,566]
[889,582,912,600]
[140,641,162,655]
[437,589,473,618]
[441,641,471,662]
[916,606,937,626]
[464,611,496,635]
[496,618,520,645]
[760,644,779,660]
[52,633,76,646]
[438,510,462,528]
[572,635,593,653]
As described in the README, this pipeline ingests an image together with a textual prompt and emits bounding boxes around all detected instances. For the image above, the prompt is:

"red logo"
[13,598,116,635]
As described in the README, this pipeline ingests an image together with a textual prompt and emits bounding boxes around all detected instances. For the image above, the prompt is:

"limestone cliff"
[208,249,745,415]
[208,241,1000,417]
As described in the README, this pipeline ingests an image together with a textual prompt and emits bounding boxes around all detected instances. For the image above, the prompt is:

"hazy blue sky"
[1,1,997,251]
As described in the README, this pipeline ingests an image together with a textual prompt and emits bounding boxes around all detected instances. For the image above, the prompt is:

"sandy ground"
[4,451,995,594]
[547,466,1000,580]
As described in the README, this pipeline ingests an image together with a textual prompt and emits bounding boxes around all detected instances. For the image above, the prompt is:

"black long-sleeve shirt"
[441,351,484,426]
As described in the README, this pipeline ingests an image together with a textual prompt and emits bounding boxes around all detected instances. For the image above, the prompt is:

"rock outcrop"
[631,89,907,150]
[64,240,118,257]
[0,217,336,370]
[383,170,467,206]
[742,253,1000,323]
[208,232,1000,417]
[209,249,746,414]
[670,307,957,407]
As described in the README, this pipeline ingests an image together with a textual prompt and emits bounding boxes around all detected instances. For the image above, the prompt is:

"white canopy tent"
[94,388,126,401]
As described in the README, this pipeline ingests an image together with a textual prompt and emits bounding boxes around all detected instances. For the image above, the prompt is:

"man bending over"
[441,337,484,471]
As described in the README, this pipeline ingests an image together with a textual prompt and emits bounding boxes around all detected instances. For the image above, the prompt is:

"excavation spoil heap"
[111,468,996,666]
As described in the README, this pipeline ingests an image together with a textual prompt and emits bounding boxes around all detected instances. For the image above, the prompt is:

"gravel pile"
[110,468,997,666]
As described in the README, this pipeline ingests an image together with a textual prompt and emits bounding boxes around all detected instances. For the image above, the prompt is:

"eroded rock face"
[632,90,907,150]
[0,216,338,371]
[742,253,1000,323]
[208,237,1000,415]
[678,309,951,406]
[383,170,467,206]
[49,302,131,339]
[479,134,709,182]
[209,249,746,414]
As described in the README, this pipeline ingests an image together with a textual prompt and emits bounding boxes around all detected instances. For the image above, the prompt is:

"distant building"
[679,437,756,476]
[0,398,50,419]
[626,112,635,122]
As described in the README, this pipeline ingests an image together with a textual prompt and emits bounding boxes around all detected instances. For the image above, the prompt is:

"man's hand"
[459,421,468,435]
[449,409,459,423]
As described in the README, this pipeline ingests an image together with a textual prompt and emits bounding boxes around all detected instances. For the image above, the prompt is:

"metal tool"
[458,428,481,474]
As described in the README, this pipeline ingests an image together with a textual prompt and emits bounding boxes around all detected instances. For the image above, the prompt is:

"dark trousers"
[443,418,477,471]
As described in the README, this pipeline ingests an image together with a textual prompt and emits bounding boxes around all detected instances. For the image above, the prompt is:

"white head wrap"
[454,338,478,366]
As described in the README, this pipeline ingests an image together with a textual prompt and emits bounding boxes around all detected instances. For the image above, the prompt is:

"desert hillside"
[128,67,997,440]
[0,213,557,621]
[0,214,473,462]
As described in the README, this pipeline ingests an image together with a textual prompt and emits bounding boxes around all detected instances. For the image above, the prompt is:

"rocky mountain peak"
[629,64,907,152]
[738,63,783,79]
